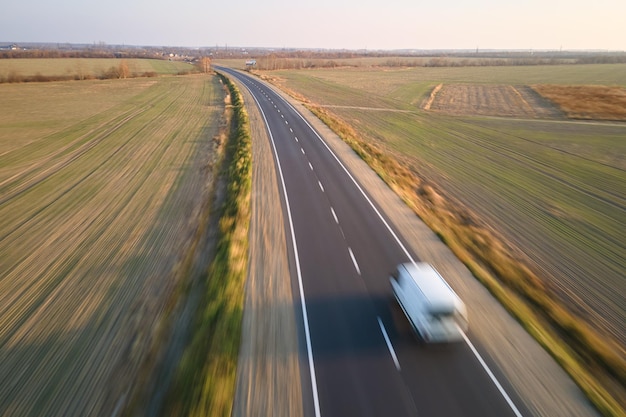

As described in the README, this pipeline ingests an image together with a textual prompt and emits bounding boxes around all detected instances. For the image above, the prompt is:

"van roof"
[400,262,464,312]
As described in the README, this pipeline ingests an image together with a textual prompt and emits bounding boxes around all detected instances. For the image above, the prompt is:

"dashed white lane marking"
[318,181,324,192]
[309,162,313,170]
[290,128,293,133]
[295,136,299,142]
[378,317,401,371]
[330,207,339,224]
[348,247,361,275]
[301,148,305,155]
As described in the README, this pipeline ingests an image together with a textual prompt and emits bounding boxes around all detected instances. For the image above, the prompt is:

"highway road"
[218,67,531,417]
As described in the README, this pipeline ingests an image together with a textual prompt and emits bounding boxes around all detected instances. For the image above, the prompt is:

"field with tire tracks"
[0,74,224,416]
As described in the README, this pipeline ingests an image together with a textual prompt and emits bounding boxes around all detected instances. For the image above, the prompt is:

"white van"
[390,262,468,343]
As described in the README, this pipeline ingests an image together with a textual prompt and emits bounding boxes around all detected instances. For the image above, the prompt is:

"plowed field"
[426,84,564,118]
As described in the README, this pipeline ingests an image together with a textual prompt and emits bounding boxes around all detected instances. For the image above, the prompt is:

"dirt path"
[423,83,443,110]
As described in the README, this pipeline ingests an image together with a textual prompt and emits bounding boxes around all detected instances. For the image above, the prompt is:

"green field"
[0,57,194,79]
[0,74,224,416]
[262,63,626,414]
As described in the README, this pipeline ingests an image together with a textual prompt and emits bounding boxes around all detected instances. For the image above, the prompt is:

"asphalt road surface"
[219,66,534,417]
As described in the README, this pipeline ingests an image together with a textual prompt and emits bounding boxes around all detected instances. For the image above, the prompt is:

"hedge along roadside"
[163,72,252,417]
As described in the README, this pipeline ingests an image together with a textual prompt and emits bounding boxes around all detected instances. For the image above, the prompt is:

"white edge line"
[273,79,525,417]
[462,332,524,417]
[378,317,401,371]
[230,71,322,417]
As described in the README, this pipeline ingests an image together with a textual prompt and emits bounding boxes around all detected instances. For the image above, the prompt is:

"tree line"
[0,60,160,84]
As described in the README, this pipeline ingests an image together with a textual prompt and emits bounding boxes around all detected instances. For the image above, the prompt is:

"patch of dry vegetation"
[533,85,626,120]
[422,83,442,111]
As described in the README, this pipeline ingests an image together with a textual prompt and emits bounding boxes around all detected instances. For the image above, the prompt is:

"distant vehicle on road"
[390,262,468,343]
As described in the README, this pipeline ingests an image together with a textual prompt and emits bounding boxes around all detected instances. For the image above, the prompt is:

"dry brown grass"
[533,85,626,120]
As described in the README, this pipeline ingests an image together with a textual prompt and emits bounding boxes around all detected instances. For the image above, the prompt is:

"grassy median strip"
[164,73,251,417]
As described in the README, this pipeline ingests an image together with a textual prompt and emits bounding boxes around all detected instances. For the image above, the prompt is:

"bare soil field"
[0,74,224,417]
[426,84,564,118]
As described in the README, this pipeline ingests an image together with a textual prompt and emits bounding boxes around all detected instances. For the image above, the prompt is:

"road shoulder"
[231,74,304,417]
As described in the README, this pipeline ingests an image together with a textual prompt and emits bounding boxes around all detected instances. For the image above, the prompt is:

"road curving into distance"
[218,66,600,417]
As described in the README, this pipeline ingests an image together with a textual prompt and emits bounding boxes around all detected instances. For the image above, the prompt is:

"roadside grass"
[260,65,626,416]
[0,75,223,416]
[163,73,251,417]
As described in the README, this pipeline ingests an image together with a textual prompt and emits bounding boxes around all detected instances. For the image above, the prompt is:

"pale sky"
[1,0,624,51]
